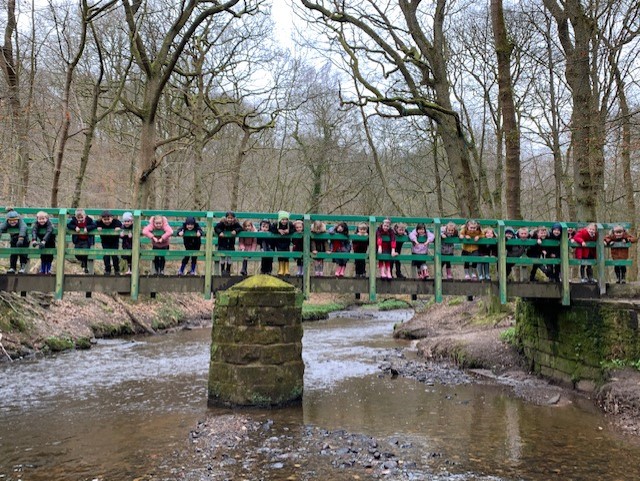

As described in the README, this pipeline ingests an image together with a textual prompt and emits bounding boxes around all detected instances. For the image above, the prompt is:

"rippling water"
[1,308,640,480]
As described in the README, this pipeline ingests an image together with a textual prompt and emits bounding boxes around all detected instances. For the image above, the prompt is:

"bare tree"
[1,0,32,204]
[118,0,263,208]
[300,0,480,217]
[491,0,521,220]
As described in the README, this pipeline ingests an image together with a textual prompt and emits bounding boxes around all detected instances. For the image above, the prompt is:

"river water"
[1,309,640,480]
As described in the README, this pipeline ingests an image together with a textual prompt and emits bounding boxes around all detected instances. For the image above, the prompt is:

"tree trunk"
[136,116,157,209]
[1,0,30,204]
[491,0,521,220]
[229,128,251,212]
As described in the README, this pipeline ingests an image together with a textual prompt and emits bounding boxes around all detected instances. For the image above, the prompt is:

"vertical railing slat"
[597,223,606,295]
[131,210,142,300]
[560,222,570,306]
[204,212,214,299]
[497,221,507,304]
[368,216,376,302]
[54,209,67,300]
[433,218,442,303]
[303,214,311,299]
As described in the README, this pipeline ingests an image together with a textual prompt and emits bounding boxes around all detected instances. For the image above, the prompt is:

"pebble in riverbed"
[377,349,472,386]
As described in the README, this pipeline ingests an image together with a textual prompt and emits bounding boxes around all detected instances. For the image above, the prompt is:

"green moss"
[377,298,412,311]
[44,336,75,352]
[75,337,92,350]
[153,306,183,329]
[500,327,517,346]
[91,323,134,337]
[231,274,296,291]
[447,296,466,307]
[302,302,345,321]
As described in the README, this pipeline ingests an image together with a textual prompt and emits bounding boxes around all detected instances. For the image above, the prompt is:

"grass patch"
[302,302,345,321]
[376,298,412,311]
[499,327,517,346]
[44,336,75,352]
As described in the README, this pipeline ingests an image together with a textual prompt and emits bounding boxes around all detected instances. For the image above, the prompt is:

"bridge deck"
[1,274,629,302]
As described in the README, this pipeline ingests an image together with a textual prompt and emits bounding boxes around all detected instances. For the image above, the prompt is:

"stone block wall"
[516,299,640,386]
[208,275,305,407]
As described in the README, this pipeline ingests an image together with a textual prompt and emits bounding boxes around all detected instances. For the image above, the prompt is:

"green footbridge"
[0,208,633,306]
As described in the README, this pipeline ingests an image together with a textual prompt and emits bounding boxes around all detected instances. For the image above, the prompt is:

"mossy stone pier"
[208,275,304,407]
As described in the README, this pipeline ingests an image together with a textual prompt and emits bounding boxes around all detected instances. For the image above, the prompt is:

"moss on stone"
[230,274,296,291]
[75,337,92,350]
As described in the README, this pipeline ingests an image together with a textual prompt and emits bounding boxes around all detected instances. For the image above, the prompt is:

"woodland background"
[1,0,638,225]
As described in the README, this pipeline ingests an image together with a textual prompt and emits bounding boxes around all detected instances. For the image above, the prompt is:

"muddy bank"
[0,291,213,360]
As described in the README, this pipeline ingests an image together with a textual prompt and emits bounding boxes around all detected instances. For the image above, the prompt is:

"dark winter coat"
[31,220,56,248]
[178,221,204,251]
[0,218,29,247]
[270,220,295,252]
[215,219,242,251]
[96,219,123,249]
[67,216,97,247]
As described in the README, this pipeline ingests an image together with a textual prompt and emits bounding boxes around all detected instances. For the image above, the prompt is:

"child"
[31,211,55,274]
[142,215,173,275]
[572,223,598,283]
[215,211,242,276]
[310,220,328,276]
[527,226,549,282]
[459,219,484,280]
[291,220,305,276]
[271,211,294,276]
[392,222,408,278]
[96,210,122,275]
[506,227,529,279]
[409,223,434,280]
[177,216,203,275]
[238,220,258,276]
[67,208,97,274]
[546,223,562,283]
[440,222,458,280]
[477,226,497,281]
[376,218,397,280]
[352,222,369,278]
[604,225,636,283]
[0,210,29,274]
[259,219,274,275]
[329,221,350,277]
[120,212,134,275]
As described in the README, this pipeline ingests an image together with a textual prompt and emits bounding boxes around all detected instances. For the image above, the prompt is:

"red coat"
[572,228,597,259]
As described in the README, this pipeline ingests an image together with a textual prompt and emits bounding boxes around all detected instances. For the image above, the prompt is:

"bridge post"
[204,212,214,299]
[130,210,142,300]
[597,223,607,295]
[497,221,507,304]
[433,218,442,303]
[208,275,304,407]
[368,216,377,302]
[54,209,67,300]
[303,214,311,299]
[560,223,570,305]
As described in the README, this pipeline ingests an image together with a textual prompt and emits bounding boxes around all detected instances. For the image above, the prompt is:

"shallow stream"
[1,308,640,480]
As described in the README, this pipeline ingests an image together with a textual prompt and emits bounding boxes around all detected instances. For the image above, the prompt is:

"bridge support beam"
[516,298,640,388]
[208,275,304,407]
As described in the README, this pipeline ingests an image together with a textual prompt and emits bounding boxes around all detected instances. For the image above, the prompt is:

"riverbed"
[1,308,640,480]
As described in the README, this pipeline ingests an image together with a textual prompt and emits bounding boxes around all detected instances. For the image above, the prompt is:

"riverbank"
[393,296,640,435]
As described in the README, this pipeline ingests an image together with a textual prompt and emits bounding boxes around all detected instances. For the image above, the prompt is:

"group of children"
[0,209,636,284]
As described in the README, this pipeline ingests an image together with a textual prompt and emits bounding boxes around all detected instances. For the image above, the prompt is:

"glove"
[16,237,25,247]
[39,241,46,249]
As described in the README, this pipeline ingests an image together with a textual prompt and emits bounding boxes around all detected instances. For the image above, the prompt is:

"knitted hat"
[505,226,516,236]
[552,223,562,232]
[101,210,113,218]
[6,210,19,220]
[122,212,133,222]
[277,210,290,222]
[185,216,196,225]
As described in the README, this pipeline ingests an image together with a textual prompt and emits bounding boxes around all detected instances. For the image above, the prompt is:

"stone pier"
[208,275,305,407]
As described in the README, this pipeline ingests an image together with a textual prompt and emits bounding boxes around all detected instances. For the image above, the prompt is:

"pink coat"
[239,235,258,252]
[142,217,173,248]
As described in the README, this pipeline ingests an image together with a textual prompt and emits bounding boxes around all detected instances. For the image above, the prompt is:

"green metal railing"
[0,208,633,304]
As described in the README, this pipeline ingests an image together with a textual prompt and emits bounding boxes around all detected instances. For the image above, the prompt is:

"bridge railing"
[0,208,633,304]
